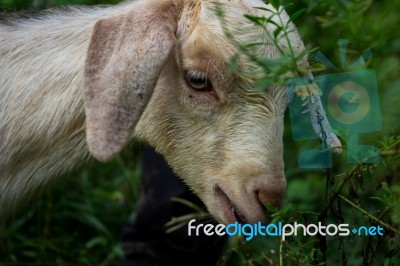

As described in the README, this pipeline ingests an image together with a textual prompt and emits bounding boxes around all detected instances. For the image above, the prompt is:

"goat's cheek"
[180,88,219,116]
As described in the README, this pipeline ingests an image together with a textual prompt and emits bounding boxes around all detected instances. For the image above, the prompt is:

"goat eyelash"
[185,70,207,80]
[184,70,213,91]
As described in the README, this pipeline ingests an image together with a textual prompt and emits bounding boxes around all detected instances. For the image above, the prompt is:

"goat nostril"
[256,188,285,216]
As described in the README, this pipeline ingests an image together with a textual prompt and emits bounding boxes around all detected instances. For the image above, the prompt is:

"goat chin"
[0,0,339,224]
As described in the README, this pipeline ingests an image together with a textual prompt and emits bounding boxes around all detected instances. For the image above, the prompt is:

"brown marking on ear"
[84,0,183,162]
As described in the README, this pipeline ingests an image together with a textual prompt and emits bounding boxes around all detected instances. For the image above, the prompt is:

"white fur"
[0,0,335,224]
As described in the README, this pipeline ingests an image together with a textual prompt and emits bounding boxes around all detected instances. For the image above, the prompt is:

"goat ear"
[84,2,180,162]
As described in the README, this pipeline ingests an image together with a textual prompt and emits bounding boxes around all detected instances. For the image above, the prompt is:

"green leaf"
[255,6,276,14]
[78,213,112,238]
[171,197,207,213]
[273,26,283,38]
[244,14,265,26]
[228,55,239,74]
[86,236,108,249]
[281,203,292,214]
[268,0,281,10]
[290,8,305,22]
[256,77,272,91]
[369,196,386,204]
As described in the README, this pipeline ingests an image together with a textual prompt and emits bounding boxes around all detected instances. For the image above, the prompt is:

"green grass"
[0,147,141,265]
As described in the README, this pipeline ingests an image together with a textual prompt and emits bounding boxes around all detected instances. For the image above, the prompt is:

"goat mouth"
[215,186,247,224]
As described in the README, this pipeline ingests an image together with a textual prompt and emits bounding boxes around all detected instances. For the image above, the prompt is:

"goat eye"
[185,70,212,91]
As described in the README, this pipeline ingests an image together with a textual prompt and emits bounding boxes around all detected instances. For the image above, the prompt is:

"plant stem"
[381,150,400,156]
[338,194,399,235]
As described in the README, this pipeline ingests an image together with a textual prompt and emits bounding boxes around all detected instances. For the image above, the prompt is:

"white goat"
[0,0,340,224]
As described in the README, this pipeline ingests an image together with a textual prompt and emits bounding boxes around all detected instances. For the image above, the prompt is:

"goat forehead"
[178,0,282,71]
[179,0,266,46]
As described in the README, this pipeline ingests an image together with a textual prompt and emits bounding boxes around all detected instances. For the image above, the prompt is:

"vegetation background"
[0,0,399,265]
